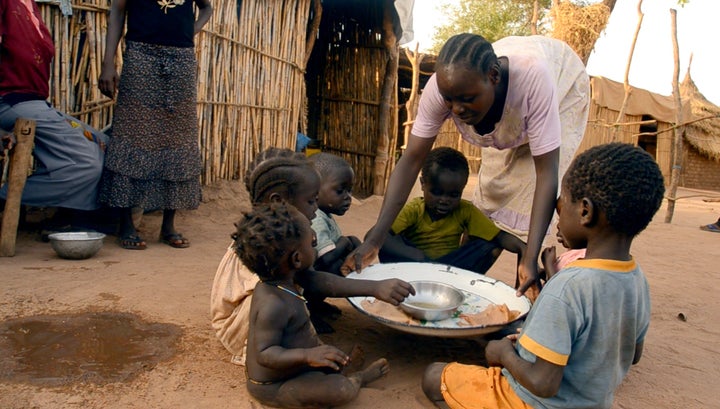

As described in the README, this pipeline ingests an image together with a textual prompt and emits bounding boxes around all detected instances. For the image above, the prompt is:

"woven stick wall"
[433,120,482,174]
[198,0,310,183]
[305,0,391,198]
[38,0,115,130]
[404,97,481,174]
[579,103,641,154]
[38,0,310,185]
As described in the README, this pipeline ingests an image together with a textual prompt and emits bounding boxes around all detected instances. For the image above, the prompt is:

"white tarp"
[395,0,415,44]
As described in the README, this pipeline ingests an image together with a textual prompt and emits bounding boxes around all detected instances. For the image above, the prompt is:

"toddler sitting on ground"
[236,203,389,408]
[305,152,362,333]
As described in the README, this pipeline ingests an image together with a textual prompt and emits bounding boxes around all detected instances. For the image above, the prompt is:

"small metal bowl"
[47,232,106,260]
[400,281,465,321]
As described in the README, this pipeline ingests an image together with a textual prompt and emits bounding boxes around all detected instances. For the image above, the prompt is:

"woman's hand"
[340,240,379,275]
[516,261,540,302]
[518,149,559,302]
[98,65,119,99]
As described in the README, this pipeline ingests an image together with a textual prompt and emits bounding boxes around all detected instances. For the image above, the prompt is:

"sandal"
[160,232,190,248]
[699,223,720,233]
[119,234,147,250]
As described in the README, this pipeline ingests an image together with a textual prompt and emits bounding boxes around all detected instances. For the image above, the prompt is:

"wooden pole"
[374,0,399,195]
[612,0,643,142]
[304,0,322,68]
[665,9,684,223]
[531,0,539,35]
[402,44,423,150]
[0,119,36,257]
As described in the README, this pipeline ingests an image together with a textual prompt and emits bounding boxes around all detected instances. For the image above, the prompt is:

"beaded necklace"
[275,284,307,303]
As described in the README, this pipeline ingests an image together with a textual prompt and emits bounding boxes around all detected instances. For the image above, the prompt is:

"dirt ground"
[1,177,719,409]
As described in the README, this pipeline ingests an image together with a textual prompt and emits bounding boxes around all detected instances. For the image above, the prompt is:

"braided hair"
[244,148,317,203]
[564,143,665,237]
[232,202,306,281]
[421,147,469,182]
[436,33,498,75]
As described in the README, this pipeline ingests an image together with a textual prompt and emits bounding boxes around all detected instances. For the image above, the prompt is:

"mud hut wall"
[305,0,387,197]
[579,102,685,186]
[681,141,720,191]
[38,0,310,186]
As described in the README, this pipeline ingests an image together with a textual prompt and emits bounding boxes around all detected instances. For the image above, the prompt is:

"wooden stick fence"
[38,0,310,185]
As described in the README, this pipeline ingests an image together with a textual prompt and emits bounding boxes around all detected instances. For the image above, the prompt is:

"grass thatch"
[550,2,611,64]
[681,73,720,162]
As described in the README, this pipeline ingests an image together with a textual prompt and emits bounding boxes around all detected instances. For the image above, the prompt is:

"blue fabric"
[0,100,106,210]
[295,132,311,152]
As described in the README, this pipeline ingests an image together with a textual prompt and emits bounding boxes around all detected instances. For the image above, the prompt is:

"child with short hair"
[308,152,361,276]
[210,148,414,366]
[305,153,361,332]
[422,143,665,409]
[379,147,525,275]
[236,202,389,408]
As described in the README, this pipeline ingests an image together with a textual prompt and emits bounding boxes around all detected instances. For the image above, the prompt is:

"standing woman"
[344,34,589,300]
[99,0,212,249]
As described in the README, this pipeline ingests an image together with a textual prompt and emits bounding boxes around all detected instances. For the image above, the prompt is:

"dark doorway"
[638,114,658,159]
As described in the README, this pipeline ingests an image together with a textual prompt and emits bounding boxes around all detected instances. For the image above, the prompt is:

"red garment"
[0,0,54,98]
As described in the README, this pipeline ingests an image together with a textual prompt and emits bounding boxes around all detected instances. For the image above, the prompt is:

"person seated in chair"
[0,0,107,231]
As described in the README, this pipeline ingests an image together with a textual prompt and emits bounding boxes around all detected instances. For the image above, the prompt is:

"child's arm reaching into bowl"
[297,268,415,305]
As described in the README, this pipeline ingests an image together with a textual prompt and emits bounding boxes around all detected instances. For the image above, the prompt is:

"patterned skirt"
[99,41,201,210]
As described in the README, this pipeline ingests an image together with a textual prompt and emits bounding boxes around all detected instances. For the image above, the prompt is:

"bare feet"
[357,358,389,386]
[341,345,366,376]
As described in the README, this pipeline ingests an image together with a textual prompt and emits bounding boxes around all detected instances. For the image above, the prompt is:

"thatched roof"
[590,76,691,123]
[681,73,720,161]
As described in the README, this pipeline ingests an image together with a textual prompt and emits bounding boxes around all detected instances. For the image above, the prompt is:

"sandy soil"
[1,178,719,409]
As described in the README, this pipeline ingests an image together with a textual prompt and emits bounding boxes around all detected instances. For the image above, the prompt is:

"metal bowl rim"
[47,232,106,241]
[402,280,465,311]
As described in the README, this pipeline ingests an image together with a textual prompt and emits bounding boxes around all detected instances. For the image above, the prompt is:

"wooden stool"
[0,118,36,257]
